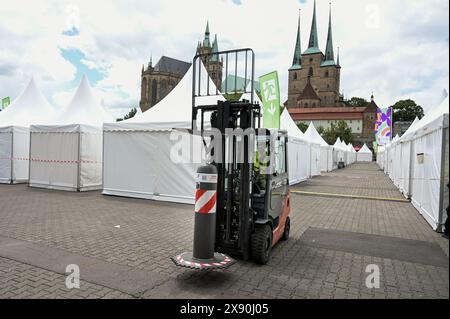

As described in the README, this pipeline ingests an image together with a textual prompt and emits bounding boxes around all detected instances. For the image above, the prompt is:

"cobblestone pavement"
[0,163,448,299]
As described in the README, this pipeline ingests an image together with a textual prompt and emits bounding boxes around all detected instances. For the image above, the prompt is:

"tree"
[117,107,138,122]
[316,126,325,135]
[391,99,424,122]
[321,120,354,145]
[345,97,369,107]
[297,122,308,133]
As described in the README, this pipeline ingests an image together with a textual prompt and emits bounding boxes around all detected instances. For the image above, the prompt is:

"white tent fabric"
[29,76,112,191]
[304,122,333,172]
[376,97,449,231]
[357,144,373,162]
[0,78,55,184]
[408,97,449,230]
[333,138,345,168]
[279,109,315,183]
[102,64,222,204]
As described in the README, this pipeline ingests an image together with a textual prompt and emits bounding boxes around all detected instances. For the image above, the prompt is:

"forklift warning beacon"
[171,49,291,269]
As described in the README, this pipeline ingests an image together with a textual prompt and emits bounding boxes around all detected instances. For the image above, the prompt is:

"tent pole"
[437,127,448,232]
[77,128,81,192]
[10,130,14,184]
[28,130,32,187]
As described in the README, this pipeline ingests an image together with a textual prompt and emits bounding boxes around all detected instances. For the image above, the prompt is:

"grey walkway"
[0,162,448,299]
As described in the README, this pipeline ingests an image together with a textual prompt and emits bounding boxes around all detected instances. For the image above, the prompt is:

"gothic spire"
[308,0,319,49]
[290,10,302,70]
[203,21,211,47]
[210,34,219,62]
[324,3,335,62]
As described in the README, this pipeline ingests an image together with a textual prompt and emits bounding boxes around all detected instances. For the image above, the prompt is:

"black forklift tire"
[281,217,290,241]
[251,225,273,265]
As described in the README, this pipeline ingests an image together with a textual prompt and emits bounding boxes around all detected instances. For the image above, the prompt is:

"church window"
[325,71,329,77]
[293,72,297,80]
[304,102,309,108]
[141,78,147,101]
[308,67,313,77]
[312,103,316,107]
[309,58,313,62]
[151,79,157,105]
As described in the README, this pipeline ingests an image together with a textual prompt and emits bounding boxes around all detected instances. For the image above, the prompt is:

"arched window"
[304,102,309,108]
[325,71,329,77]
[312,103,316,107]
[151,79,157,105]
[160,79,167,97]
[308,67,313,77]
[141,78,147,101]
[293,72,297,80]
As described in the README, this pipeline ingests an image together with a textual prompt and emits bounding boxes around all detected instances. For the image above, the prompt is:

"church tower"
[197,21,223,89]
[287,1,342,108]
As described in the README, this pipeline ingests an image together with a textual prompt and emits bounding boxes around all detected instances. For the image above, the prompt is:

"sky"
[0,0,448,118]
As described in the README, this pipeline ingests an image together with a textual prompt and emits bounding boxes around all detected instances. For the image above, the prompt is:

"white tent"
[408,97,449,231]
[102,64,222,204]
[0,78,55,184]
[357,144,373,162]
[333,137,345,168]
[29,75,113,191]
[279,109,315,183]
[304,122,333,172]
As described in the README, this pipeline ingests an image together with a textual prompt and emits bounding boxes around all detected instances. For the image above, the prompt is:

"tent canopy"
[358,144,372,154]
[55,75,113,127]
[280,109,307,141]
[304,122,329,147]
[0,77,56,127]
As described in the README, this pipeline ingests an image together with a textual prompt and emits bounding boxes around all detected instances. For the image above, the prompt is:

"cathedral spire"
[203,21,211,47]
[210,34,220,62]
[324,3,335,62]
[308,0,319,49]
[290,9,302,70]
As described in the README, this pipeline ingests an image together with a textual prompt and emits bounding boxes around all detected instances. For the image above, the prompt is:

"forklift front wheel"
[251,225,273,265]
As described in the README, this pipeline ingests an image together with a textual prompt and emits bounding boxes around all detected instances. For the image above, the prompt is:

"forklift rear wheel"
[281,217,290,241]
[251,225,273,265]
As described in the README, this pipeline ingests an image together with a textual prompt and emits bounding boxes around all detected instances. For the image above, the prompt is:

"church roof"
[290,11,302,71]
[210,34,220,62]
[153,56,191,76]
[298,78,320,101]
[323,4,335,65]
[305,0,322,56]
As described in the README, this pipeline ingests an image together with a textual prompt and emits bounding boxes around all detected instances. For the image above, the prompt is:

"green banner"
[1,97,10,110]
[259,71,281,129]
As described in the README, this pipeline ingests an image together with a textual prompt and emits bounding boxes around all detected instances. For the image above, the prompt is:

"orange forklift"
[172,49,290,269]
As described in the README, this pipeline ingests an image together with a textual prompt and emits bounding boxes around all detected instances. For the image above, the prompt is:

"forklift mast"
[192,49,261,260]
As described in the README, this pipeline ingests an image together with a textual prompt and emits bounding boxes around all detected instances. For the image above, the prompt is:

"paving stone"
[0,163,448,299]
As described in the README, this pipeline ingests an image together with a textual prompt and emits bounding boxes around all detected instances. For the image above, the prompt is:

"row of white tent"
[1,64,370,205]
[376,96,449,231]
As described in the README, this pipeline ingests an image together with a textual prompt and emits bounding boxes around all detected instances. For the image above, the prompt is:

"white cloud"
[0,0,448,118]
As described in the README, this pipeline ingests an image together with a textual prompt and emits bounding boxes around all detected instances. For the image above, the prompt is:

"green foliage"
[117,107,138,122]
[345,97,369,107]
[321,120,354,145]
[391,99,424,122]
[297,122,308,133]
[316,126,325,135]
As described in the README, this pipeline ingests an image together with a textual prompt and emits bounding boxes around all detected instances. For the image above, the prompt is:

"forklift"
[172,49,290,268]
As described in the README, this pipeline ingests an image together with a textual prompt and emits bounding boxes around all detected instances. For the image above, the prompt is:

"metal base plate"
[171,252,236,270]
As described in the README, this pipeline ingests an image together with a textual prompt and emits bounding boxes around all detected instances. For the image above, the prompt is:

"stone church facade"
[287,2,377,148]
[139,22,223,112]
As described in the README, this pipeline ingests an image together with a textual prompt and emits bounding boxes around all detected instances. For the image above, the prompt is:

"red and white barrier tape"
[0,157,101,164]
